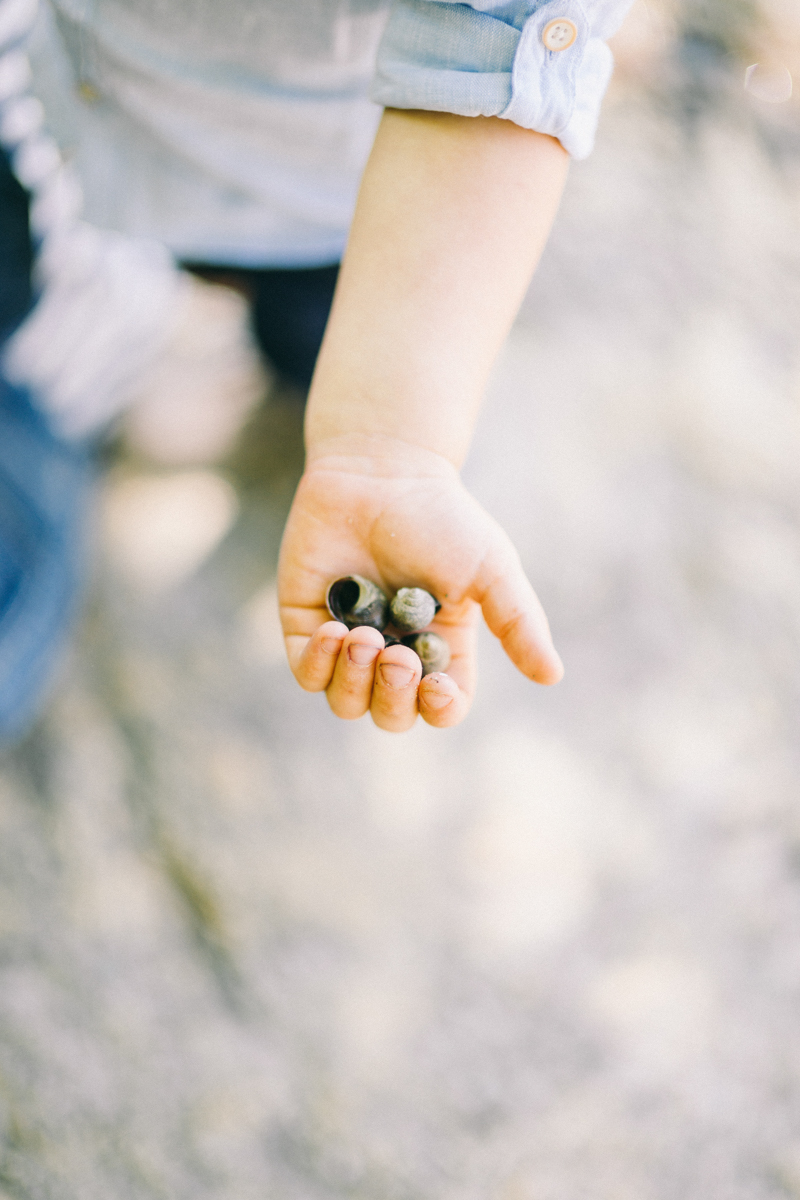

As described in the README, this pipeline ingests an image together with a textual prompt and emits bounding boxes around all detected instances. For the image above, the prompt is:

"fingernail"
[421,677,456,710]
[348,642,380,666]
[320,636,341,655]
[379,663,415,690]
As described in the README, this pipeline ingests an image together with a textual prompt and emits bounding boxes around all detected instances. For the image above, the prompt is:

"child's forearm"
[304,108,569,469]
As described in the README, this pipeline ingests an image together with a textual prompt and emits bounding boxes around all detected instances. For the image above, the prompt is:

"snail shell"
[401,631,451,676]
[326,575,389,631]
[389,587,439,634]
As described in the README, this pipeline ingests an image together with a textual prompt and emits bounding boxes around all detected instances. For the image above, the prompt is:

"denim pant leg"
[0,148,92,744]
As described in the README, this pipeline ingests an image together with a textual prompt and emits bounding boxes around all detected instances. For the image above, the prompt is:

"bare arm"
[307,108,569,464]
[279,108,569,731]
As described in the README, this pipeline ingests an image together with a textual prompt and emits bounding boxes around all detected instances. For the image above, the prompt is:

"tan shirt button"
[77,81,100,104]
[542,18,578,51]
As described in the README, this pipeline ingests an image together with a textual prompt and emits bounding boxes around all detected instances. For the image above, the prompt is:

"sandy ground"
[2,10,800,1199]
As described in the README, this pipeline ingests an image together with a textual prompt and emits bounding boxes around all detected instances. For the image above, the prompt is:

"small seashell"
[389,586,439,633]
[326,575,389,631]
[401,631,451,676]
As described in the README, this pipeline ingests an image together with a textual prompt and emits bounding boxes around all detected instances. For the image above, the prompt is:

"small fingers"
[418,672,472,728]
[370,644,423,732]
[289,620,349,691]
[326,625,386,720]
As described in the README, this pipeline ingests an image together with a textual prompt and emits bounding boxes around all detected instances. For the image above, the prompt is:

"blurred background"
[2,1,800,1196]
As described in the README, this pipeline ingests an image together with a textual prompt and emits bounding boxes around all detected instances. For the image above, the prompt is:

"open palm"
[278,447,562,731]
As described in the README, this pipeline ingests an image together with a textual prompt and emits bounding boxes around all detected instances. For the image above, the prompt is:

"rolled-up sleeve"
[371,0,635,159]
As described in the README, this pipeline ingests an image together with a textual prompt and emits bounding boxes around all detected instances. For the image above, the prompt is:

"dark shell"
[389,587,439,634]
[326,575,389,631]
[401,631,451,676]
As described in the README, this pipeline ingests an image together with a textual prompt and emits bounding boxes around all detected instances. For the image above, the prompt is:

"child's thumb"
[477,541,563,685]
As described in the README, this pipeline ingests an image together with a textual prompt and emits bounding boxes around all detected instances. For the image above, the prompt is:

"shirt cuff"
[371,0,630,160]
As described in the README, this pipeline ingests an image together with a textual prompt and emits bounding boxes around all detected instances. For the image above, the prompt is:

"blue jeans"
[0,147,91,744]
[0,150,337,743]
[0,377,91,743]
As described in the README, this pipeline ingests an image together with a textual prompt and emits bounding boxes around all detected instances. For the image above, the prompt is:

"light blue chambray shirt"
[375,0,634,159]
[25,0,634,267]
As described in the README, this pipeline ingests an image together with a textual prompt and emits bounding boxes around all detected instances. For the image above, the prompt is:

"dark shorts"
[182,262,339,390]
[0,145,34,343]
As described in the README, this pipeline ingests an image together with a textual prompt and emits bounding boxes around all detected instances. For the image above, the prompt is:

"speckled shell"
[401,631,451,676]
[389,587,439,634]
[326,575,389,631]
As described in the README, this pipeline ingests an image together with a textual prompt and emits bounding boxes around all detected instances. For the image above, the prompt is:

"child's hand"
[278,439,563,731]
[277,112,569,731]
